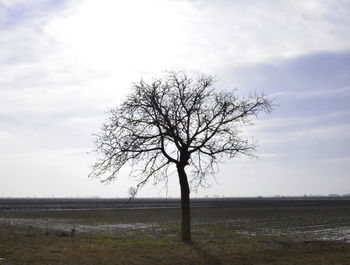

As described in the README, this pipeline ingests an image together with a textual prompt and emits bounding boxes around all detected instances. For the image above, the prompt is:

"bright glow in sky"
[0,0,350,197]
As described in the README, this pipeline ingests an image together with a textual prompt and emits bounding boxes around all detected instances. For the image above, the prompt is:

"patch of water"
[229,220,350,242]
[0,217,156,234]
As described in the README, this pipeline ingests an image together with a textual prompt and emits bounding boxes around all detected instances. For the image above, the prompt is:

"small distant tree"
[128,186,137,199]
[90,71,272,242]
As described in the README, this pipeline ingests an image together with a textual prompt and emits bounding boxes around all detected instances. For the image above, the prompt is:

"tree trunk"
[177,164,192,243]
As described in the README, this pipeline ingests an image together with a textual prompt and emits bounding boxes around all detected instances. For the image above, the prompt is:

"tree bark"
[177,164,192,243]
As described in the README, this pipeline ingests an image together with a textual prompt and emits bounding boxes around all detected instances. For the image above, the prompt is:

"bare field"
[1,198,350,264]
[1,198,350,241]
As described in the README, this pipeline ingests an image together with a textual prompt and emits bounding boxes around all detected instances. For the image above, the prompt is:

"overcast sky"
[1,0,349,197]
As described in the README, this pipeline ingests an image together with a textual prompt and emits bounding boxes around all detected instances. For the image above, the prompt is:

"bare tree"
[90,71,272,242]
[128,186,137,198]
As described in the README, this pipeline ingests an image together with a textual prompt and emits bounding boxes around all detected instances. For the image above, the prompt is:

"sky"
[0,0,349,198]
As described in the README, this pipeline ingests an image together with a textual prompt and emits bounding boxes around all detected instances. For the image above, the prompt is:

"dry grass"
[1,223,350,265]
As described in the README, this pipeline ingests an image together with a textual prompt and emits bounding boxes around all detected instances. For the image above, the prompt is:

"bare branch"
[90,71,272,191]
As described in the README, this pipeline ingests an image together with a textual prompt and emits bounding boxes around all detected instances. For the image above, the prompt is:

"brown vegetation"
[1,223,350,265]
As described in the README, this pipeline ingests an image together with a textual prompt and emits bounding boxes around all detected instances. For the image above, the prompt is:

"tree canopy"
[90,71,271,189]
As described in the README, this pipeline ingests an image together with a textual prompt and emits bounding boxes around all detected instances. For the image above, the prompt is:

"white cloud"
[44,0,195,74]
[185,0,350,69]
[2,0,349,116]
[215,156,350,197]
[40,0,350,78]
[254,112,348,130]
[0,0,38,7]
[250,112,350,145]
[271,86,350,98]
[0,0,350,197]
